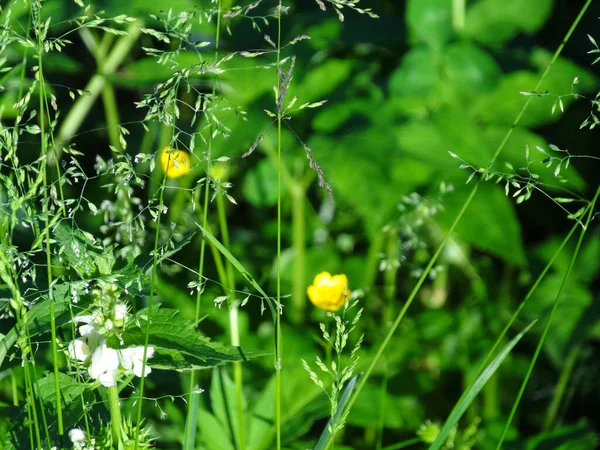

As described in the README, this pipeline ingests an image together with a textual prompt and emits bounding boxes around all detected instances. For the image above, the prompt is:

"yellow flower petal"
[307,272,351,312]
[160,146,191,179]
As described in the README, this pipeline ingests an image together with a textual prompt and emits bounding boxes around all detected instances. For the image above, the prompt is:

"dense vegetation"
[0,0,599,449]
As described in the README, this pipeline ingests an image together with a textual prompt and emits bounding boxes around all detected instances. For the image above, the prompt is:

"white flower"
[120,346,155,377]
[68,338,90,362]
[114,303,129,327]
[88,340,120,387]
[68,428,86,443]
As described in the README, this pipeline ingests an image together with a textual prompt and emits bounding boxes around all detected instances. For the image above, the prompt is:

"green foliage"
[1,0,599,449]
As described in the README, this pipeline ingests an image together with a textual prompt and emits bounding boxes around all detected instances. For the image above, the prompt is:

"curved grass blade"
[428,320,537,450]
[196,224,276,318]
[313,374,360,450]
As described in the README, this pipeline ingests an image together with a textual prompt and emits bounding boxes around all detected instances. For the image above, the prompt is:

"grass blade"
[313,374,360,450]
[196,224,276,318]
[428,320,537,450]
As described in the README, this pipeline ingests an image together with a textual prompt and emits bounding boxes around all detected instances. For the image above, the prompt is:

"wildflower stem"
[185,2,223,448]
[291,179,307,324]
[134,167,169,449]
[317,2,593,443]
[275,2,284,448]
[216,188,246,449]
[108,385,123,448]
[34,0,63,433]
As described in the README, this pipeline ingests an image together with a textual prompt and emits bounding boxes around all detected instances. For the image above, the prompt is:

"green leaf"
[119,307,259,370]
[54,222,113,278]
[444,42,500,95]
[406,0,453,49]
[464,0,553,45]
[293,59,353,105]
[210,369,244,448]
[435,183,526,265]
[196,224,276,318]
[198,409,236,450]
[389,47,441,98]
[0,283,76,368]
[428,320,536,450]
[242,158,279,207]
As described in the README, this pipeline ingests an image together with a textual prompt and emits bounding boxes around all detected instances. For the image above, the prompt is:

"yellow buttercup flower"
[307,272,351,312]
[160,146,191,178]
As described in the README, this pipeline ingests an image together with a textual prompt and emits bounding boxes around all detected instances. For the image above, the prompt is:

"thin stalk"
[11,371,18,406]
[134,167,169,449]
[275,2,284,449]
[495,185,600,449]
[108,386,123,449]
[290,179,307,324]
[376,363,389,450]
[184,3,223,448]
[382,437,422,450]
[318,2,592,443]
[216,191,246,450]
[543,345,581,430]
[452,0,465,32]
[22,356,42,449]
[383,227,398,327]
[34,1,63,433]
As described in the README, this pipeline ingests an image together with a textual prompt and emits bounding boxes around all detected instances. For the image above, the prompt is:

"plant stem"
[275,2,284,449]
[216,190,246,450]
[496,186,600,449]
[134,168,169,449]
[452,0,465,32]
[185,3,222,447]
[290,176,306,324]
[543,345,581,430]
[33,0,63,433]
[108,386,123,448]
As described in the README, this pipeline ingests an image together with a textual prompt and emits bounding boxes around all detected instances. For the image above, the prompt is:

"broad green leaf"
[429,320,536,450]
[435,183,526,265]
[242,158,279,207]
[54,222,113,277]
[406,0,453,49]
[473,57,597,127]
[119,307,256,370]
[464,0,553,44]
[293,59,353,105]
[444,42,500,95]
[36,373,87,406]
[210,369,243,448]
[198,409,235,450]
[0,284,75,368]
[389,47,441,98]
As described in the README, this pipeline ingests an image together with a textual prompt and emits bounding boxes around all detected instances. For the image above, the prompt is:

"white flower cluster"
[68,303,155,387]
